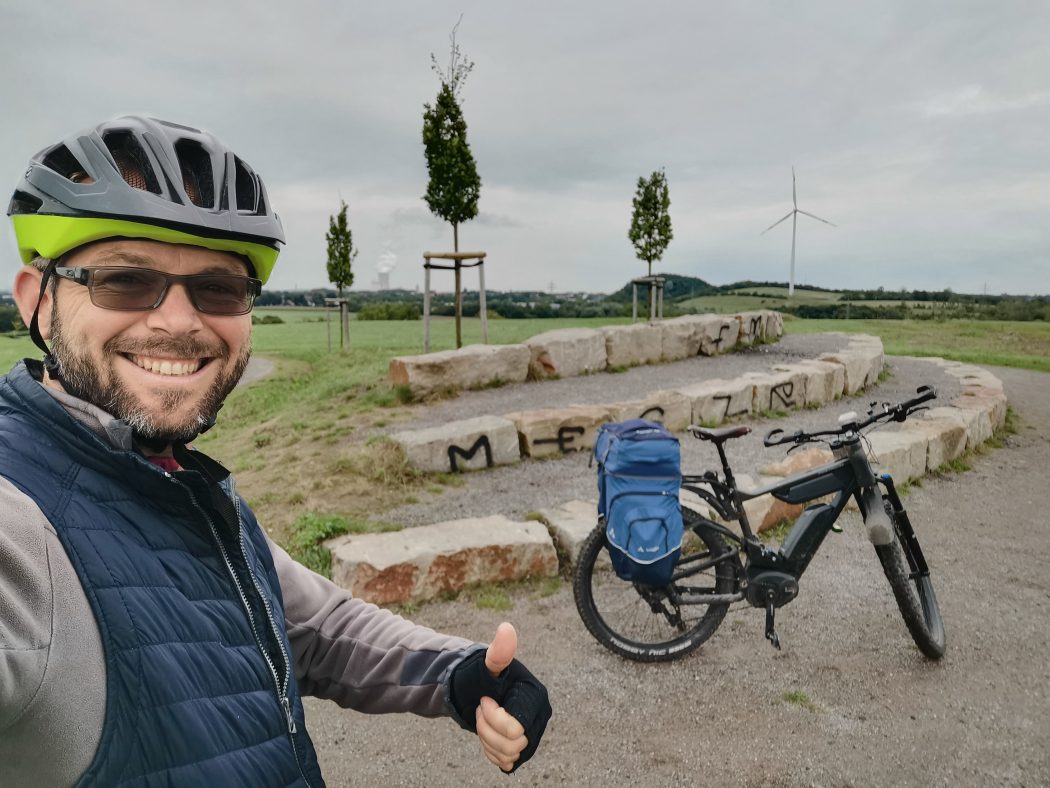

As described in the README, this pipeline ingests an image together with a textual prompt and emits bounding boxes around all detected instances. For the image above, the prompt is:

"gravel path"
[378,334,961,527]
[303,356,1049,787]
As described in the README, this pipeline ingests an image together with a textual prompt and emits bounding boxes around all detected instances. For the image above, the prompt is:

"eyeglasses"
[52,266,262,316]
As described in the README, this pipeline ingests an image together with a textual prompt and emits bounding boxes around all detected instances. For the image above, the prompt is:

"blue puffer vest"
[0,362,325,787]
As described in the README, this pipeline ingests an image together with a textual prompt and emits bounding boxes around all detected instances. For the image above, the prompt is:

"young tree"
[422,20,481,348]
[326,200,358,349]
[629,169,673,278]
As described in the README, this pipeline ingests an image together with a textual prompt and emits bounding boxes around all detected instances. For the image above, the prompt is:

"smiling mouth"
[125,354,209,377]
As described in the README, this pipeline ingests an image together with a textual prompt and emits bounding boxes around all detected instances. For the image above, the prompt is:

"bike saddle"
[689,425,751,444]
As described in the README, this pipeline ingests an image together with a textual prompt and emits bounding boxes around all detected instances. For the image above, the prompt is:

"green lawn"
[678,289,841,313]
[784,318,1050,373]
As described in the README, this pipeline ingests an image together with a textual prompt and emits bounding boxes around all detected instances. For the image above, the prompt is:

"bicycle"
[573,385,946,662]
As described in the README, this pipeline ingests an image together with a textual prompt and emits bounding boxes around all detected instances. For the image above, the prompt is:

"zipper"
[175,476,310,785]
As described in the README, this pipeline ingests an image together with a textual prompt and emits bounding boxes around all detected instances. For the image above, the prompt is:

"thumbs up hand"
[448,622,552,773]
[476,624,527,771]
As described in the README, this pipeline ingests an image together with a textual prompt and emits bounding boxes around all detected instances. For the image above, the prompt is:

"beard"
[49,309,251,443]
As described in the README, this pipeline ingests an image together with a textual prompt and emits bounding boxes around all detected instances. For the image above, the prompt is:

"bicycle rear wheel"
[573,509,739,662]
[875,502,946,659]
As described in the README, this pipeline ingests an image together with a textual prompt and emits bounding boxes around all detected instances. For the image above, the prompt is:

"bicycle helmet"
[7,115,284,282]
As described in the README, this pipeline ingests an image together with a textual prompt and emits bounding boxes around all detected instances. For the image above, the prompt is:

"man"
[0,116,550,786]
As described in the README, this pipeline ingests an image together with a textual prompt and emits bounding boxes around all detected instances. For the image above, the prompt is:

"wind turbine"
[761,167,835,297]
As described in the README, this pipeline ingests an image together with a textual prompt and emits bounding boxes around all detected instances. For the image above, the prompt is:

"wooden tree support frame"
[422,251,488,353]
[632,275,666,321]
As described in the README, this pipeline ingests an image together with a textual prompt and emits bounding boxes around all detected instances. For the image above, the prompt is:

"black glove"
[450,649,552,773]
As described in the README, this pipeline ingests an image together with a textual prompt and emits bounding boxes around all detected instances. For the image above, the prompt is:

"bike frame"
[680,433,897,584]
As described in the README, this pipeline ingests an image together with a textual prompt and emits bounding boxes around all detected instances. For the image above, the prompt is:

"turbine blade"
[792,167,797,209]
[798,209,836,227]
[761,211,794,234]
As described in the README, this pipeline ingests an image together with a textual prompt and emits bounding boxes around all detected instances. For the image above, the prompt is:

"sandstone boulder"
[676,377,754,425]
[537,500,600,570]
[525,328,607,380]
[900,417,967,471]
[391,415,521,473]
[606,390,692,432]
[659,316,705,360]
[698,315,742,356]
[328,516,558,605]
[601,323,664,368]
[507,404,614,457]
[865,430,929,482]
[389,343,530,395]
[736,311,769,346]
[774,359,845,406]
[741,369,806,413]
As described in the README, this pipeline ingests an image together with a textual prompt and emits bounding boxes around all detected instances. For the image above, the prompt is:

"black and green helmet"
[7,115,284,282]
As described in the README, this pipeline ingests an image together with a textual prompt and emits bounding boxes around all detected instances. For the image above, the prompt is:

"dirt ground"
[303,364,1050,787]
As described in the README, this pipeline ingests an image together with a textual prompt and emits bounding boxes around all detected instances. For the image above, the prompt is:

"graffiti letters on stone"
[639,406,666,423]
[712,323,731,351]
[714,394,749,421]
[748,316,762,342]
[534,425,587,454]
[447,435,494,472]
[770,382,796,410]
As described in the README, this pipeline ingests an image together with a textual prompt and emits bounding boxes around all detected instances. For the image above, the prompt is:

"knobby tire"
[875,504,946,660]
[573,510,737,662]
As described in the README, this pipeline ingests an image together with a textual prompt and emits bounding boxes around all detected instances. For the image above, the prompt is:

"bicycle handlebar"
[762,384,938,448]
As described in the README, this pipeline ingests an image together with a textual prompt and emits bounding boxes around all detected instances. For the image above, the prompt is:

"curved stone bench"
[390,334,885,473]
[389,309,784,397]
[332,356,1010,606]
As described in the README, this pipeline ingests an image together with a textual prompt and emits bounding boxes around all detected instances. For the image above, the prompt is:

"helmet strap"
[28,259,67,386]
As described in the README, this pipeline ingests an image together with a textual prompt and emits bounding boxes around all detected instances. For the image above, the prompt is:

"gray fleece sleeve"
[0,477,53,732]
[269,536,484,719]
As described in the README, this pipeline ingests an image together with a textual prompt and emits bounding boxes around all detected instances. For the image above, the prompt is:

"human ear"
[13,266,52,340]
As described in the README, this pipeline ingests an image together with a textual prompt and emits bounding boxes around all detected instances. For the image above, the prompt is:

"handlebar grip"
[763,428,784,447]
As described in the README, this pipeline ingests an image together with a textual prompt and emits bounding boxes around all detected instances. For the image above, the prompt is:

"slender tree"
[326,200,358,349]
[628,169,673,278]
[422,19,481,347]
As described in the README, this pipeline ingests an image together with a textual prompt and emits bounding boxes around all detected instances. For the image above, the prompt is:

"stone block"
[899,417,967,471]
[606,390,692,432]
[391,415,521,473]
[733,473,804,533]
[925,358,1004,393]
[525,328,607,379]
[764,311,784,339]
[759,447,834,478]
[659,316,705,360]
[507,404,614,457]
[954,387,1007,431]
[389,343,530,395]
[676,377,753,425]
[328,516,558,605]
[775,359,845,406]
[818,350,871,395]
[741,369,805,413]
[846,336,885,387]
[924,406,987,451]
[601,323,664,368]
[736,311,768,346]
[698,315,741,356]
[538,500,600,571]
[865,430,929,483]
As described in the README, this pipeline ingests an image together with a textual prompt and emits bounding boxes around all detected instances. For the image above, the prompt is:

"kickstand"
[764,598,782,650]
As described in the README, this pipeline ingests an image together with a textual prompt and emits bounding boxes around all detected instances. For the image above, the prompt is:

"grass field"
[679,287,841,313]
[783,317,1050,373]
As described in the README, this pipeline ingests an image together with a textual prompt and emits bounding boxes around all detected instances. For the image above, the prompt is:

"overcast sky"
[2,1,1047,295]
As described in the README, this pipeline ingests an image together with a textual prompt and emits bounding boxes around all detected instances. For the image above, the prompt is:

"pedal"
[764,598,782,650]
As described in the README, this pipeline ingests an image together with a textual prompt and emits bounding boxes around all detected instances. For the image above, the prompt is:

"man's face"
[44,239,253,442]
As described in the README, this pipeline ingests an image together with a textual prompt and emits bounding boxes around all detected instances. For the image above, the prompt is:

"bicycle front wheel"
[573,509,739,662]
[875,503,946,659]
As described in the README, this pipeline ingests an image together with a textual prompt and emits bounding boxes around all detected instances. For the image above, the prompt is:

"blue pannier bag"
[594,419,683,586]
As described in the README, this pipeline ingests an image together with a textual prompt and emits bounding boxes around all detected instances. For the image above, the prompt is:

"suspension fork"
[878,475,931,579]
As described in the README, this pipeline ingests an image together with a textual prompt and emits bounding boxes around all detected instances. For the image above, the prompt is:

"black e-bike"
[573,386,946,662]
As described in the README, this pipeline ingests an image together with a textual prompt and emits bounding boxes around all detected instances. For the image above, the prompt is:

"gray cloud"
[1,1,1047,294]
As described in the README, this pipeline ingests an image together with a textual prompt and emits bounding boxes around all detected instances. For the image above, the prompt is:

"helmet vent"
[174,139,215,209]
[43,145,92,184]
[8,189,43,215]
[102,130,161,194]
[234,157,259,213]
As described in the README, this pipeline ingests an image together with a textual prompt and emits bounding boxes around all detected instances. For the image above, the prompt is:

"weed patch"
[781,689,819,712]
